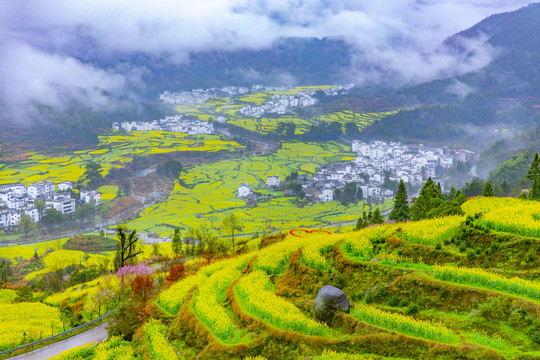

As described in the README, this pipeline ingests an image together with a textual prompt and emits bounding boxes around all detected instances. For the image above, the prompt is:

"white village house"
[237,183,253,198]
[267,176,280,187]
[80,190,101,205]
[320,189,334,202]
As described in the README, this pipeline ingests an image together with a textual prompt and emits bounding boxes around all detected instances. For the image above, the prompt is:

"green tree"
[389,180,410,222]
[114,225,143,271]
[190,225,216,255]
[40,208,63,228]
[172,228,183,257]
[14,286,34,303]
[370,207,384,224]
[83,161,103,188]
[489,150,531,185]
[284,122,296,137]
[340,182,359,205]
[99,201,112,215]
[19,213,37,238]
[0,260,9,284]
[410,178,444,221]
[222,214,244,250]
[156,160,183,179]
[344,122,360,138]
[462,177,485,197]
[527,153,540,200]
[483,181,494,197]
[355,210,368,231]
[34,199,46,217]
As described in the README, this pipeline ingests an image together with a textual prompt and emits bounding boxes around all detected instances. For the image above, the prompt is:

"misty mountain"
[437,1,540,99]
[93,37,353,99]
[360,3,540,148]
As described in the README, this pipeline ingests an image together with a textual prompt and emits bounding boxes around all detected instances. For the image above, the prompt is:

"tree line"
[373,152,540,226]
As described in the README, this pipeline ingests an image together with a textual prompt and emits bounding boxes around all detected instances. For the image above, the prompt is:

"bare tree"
[221,214,244,250]
[114,225,143,270]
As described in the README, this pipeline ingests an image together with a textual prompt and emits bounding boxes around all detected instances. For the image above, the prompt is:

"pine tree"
[172,228,183,257]
[483,181,494,197]
[527,153,540,200]
[370,208,384,224]
[411,178,438,221]
[389,180,410,222]
[355,215,366,231]
[530,179,540,200]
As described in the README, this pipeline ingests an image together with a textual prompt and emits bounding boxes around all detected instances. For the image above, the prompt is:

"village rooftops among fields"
[239,85,354,118]
[0,181,100,229]
[246,140,475,205]
[296,140,475,203]
[112,115,214,135]
[160,86,251,105]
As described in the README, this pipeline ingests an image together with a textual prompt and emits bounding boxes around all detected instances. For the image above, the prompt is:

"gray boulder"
[313,285,350,326]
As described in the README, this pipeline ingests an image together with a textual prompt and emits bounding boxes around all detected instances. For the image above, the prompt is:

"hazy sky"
[0,0,534,123]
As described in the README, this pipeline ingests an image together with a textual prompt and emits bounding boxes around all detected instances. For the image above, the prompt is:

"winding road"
[9,322,109,360]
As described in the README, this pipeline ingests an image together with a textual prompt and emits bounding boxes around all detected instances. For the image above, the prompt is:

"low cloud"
[0,37,124,125]
[0,0,533,124]
[446,79,477,99]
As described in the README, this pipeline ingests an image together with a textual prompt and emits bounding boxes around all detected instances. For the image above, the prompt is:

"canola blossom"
[193,254,254,340]
[158,254,252,315]
[92,336,134,360]
[144,319,178,360]
[341,226,386,259]
[0,289,16,304]
[320,349,375,360]
[235,270,329,336]
[301,232,337,270]
[432,264,540,301]
[255,236,306,274]
[0,302,63,350]
[158,274,203,314]
[462,197,540,238]
[46,343,94,360]
[398,215,464,245]
[352,303,457,343]
[193,267,242,340]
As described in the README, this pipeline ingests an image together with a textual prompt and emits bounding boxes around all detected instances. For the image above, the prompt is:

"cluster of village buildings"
[239,93,316,117]
[112,115,214,135]
[239,85,354,118]
[237,141,474,204]
[159,84,355,114]
[159,86,253,105]
[0,181,101,229]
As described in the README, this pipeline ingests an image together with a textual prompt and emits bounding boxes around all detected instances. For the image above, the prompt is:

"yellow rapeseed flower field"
[0,302,63,350]
[462,197,540,238]
[236,270,329,336]
[353,303,457,343]
[144,319,178,360]
[432,264,540,301]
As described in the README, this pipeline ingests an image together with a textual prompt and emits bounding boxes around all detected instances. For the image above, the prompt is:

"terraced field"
[315,111,399,129]
[150,196,539,359]
[5,196,540,359]
[228,115,313,134]
[127,141,389,236]
[169,86,399,135]
[0,131,242,187]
